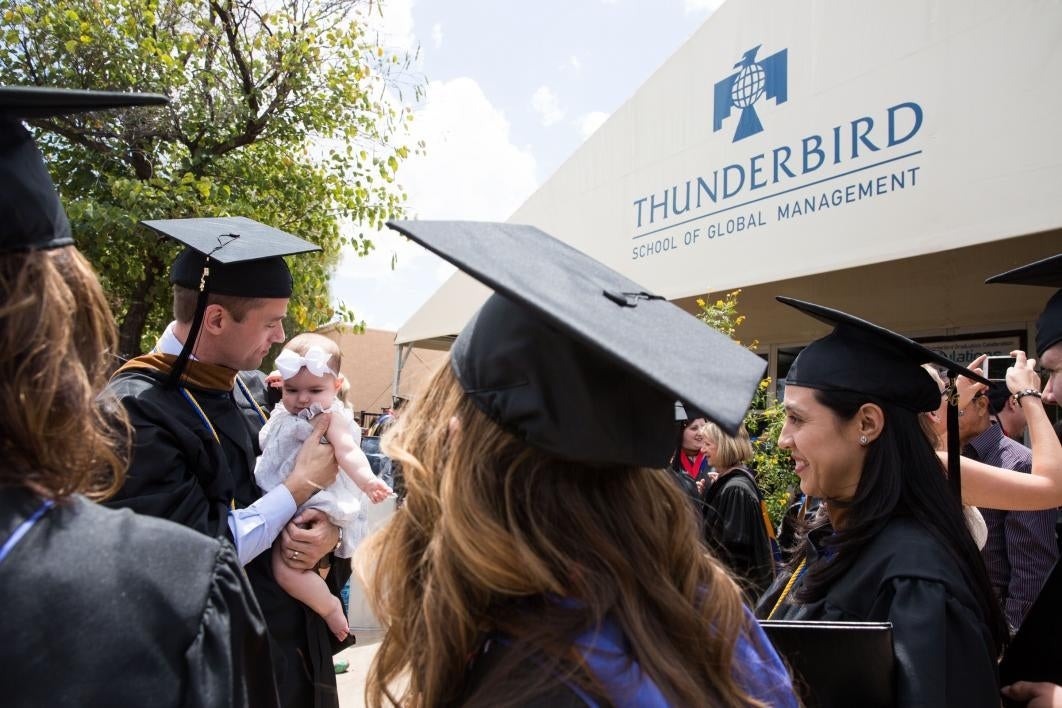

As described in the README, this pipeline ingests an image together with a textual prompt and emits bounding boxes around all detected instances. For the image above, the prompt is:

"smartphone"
[984,355,1017,382]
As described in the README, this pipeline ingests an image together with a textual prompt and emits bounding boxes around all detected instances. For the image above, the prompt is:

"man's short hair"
[173,284,264,324]
[986,381,1012,415]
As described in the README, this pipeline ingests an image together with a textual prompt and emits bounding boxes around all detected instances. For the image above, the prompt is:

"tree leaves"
[697,290,796,525]
[1,0,423,358]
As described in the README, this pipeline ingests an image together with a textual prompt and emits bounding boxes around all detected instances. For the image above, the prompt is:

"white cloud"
[431,22,443,48]
[362,0,417,52]
[684,0,726,14]
[403,78,538,220]
[531,85,565,127]
[331,78,539,330]
[568,55,582,71]
[578,111,609,139]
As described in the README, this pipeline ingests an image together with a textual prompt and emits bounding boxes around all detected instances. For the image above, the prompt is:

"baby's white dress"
[255,403,368,558]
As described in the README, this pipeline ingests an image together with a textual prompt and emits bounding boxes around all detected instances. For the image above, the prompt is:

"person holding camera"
[960,359,1059,632]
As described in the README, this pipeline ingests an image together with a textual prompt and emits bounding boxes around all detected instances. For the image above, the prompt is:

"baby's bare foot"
[324,598,349,642]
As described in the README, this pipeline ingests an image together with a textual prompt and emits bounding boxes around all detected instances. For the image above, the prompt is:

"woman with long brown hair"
[362,221,797,707]
[0,87,278,707]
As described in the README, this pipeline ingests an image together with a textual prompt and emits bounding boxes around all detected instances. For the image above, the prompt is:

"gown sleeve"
[884,577,999,708]
[710,482,774,598]
[182,540,280,708]
[106,391,221,536]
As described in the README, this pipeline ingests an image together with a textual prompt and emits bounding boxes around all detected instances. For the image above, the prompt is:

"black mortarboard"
[385,220,766,469]
[140,216,320,386]
[674,401,707,424]
[0,86,168,254]
[777,296,990,500]
[985,253,1062,355]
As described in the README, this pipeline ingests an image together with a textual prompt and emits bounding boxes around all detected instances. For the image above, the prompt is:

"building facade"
[397,0,1062,405]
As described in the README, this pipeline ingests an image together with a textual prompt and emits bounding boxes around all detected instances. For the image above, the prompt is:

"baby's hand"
[363,477,393,504]
[266,371,283,389]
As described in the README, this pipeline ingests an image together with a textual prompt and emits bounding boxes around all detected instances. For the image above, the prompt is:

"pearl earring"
[859,434,869,446]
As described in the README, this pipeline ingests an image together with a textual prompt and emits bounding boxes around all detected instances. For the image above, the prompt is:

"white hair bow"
[275,346,337,380]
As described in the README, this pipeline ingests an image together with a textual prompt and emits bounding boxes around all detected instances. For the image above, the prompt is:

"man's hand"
[279,508,340,570]
[283,414,339,506]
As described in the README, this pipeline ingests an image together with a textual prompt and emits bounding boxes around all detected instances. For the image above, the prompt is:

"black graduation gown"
[668,451,711,519]
[755,518,999,707]
[105,356,350,708]
[702,467,775,602]
[0,486,278,707]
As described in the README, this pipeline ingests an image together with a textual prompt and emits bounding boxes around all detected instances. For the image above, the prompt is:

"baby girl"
[255,332,391,640]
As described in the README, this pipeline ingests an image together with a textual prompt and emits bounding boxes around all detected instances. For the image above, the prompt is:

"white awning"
[394,271,490,349]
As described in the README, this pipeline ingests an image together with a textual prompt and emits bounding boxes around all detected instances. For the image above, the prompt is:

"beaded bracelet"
[1014,389,1043,407]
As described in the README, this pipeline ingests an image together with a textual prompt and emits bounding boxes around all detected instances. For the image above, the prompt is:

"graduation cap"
[0,86,168,254]
[674,401,707,425]
[140,216,320,386]
[777,296,990,500]
[985,253,1062,355]
[385,220,766,469]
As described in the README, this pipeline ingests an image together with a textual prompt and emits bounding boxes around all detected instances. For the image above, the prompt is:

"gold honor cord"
[767,556,808,620]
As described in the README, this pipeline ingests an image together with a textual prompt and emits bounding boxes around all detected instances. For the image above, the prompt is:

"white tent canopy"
[394,271,490,350]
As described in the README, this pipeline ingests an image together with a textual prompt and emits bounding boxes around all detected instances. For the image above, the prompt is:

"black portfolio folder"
[759,620,894,708]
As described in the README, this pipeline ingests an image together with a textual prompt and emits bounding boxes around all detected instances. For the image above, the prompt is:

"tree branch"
[32,120,116,156]
[209,0,259,115]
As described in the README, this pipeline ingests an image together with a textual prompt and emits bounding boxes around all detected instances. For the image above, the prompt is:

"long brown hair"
[0,246,129,499]
[363,361,770,707]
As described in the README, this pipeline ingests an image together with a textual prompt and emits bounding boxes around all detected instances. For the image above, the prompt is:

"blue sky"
[330,0,724,330]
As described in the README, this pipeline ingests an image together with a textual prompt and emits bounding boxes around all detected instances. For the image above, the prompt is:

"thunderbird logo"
[713,45,788,142]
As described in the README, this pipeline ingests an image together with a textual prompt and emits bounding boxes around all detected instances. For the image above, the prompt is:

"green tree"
[0,0,422,356]
[696,290,797,525]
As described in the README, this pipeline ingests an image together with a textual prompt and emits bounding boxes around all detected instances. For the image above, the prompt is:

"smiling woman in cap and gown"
[0,86,280,706]
[753,297,1029,707]
[357,221,797,707]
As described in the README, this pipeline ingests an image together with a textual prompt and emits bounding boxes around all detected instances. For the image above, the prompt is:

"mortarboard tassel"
[945,372,962,502]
